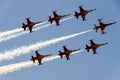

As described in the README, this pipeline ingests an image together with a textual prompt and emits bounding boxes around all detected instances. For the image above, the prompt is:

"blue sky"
[0,0,120,80]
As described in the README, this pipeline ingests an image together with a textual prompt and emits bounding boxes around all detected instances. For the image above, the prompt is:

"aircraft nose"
[68,14,70,15]
[105,42,108,44]
[114,22,116,24]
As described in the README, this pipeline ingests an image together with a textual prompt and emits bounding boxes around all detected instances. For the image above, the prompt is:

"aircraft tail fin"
[48,16,53,24]
[22,23,27,31]
[74,11,79,19]
[85,44,90,52]
[59,51,64,58]
[93,24,99,32]
[31,55,35,63]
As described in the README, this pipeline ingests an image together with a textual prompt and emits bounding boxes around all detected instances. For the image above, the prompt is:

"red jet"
[85,39,108,54]
[48,11,70,26]
[31,50,52,65]
[74,6,96,21]
[93,19,116,34]
[59,45,80,60]
[22,17,43,33]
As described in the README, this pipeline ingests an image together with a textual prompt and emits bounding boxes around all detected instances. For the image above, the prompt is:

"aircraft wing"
[92,48,97,54]
[37,59,42,65]
[55,19,60,26]
[100,26,105,34]
[26,17,32,24]
[81,15,86,21]
[53,11,59,17]
[63,46,69,52]
[65,54,70,60]
[90,40,96,46]
[98,19,104,26]
[36,51,41,57]
[79,6,85,12]
[29,27,33,33]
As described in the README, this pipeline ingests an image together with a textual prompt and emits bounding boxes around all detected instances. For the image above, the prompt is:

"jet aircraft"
[22,17,43,33]
[31,50,52,65]
[93,19,116,34]
[48,11,70,26]
[74,6,96,21]
[85,39,108,54]
[59,45,80,60]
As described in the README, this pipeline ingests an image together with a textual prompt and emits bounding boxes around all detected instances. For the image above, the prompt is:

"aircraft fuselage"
[81,9,96,17]
[91,42,108,50]
[64,48,80,60]
[54,14,70,21]
[27,21,42,27]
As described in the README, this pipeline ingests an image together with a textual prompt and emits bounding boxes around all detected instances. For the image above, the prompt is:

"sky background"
[0,0,120,80]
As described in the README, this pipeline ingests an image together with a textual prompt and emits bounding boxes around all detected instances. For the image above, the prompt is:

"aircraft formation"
[21,6,116,34]
[0,5,116,66]
[19,6,116,65]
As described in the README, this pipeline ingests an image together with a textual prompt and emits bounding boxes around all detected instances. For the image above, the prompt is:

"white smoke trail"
[0,17,73,42]
[0,50,84,75]
[0,28,23,38]
[0,21,47,39]
[0,24,49,42]
[0,30,92,61]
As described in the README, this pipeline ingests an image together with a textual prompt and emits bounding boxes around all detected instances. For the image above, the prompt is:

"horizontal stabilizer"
[22,23,27,31]
[59,50,64,58]
[85,44,90,52]
[74,11,79,19]
[48,16,54,24]
[31,55,35,63]
[93,24,99,32]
